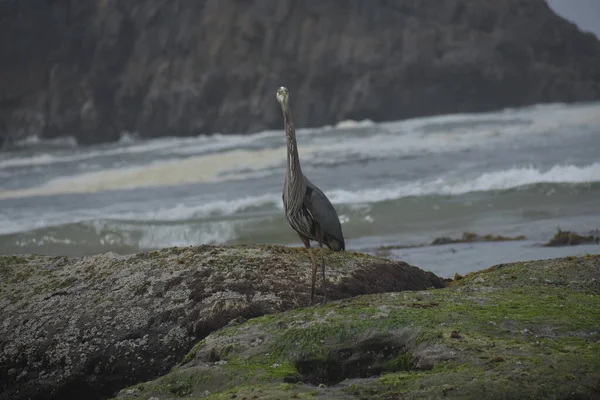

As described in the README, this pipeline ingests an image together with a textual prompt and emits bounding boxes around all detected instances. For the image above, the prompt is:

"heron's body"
[276,86,345,304]
[283,176,345,252]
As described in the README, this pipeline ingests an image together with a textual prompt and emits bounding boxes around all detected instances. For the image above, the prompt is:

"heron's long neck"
[283,105,303,183]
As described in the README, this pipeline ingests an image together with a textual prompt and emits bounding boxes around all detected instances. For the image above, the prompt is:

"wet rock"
[2,0,600,145]
[430,232,526,246]
[0,245,444,400]
[114,255,600,400]
[543,229,600,247]
[375,232,527,253]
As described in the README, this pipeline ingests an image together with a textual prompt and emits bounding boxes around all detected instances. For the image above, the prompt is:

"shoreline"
[1,246,599,399]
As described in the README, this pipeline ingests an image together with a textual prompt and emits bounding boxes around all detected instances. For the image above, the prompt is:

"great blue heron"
[275,86,345,305]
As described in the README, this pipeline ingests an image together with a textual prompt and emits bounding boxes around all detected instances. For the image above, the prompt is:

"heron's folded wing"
[304,183,345,246]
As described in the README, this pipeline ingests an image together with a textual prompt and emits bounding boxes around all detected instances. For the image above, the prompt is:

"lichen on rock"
[113,255,600,400]
[0,245,443,400]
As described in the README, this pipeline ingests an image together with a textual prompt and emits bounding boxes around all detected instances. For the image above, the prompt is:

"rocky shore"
[113,254,600,400]
[0,245,444,400]
[1,246,599,399]
[2,0,600,146]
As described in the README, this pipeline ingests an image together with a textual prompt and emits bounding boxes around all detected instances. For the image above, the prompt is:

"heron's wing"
[303,179,345,248]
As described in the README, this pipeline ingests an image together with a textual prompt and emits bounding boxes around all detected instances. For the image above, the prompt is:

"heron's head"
[276,86,289,108]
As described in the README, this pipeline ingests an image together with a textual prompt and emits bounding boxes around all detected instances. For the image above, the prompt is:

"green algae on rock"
[114,255,600,400]
[0,245,443,400]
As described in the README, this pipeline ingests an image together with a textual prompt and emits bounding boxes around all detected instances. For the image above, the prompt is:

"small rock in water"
[543,229,600,247]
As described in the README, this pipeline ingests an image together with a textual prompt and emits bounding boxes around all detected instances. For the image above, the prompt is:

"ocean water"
[1,102,599,278]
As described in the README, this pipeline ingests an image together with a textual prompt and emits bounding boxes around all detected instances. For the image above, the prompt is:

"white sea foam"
[0,142,167,169]
[333,119,376,129]
[1,162,598,237]
[2,102,598,175]
[10,218,241,249]
[135,221,239,249]
[0,146,295,199]
[110,193,282,222]
[326,163,600,205]
[0,127,317,170]
[0,134,226,170]
[14,134,78,148]
[2,102,599,242]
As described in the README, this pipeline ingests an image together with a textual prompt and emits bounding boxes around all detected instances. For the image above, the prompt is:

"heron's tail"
[325,234,345,252]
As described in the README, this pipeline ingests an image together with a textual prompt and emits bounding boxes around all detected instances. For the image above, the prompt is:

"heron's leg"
[300,235,317,306]
[308,248,318,306]
[315,227,327,305]
[319,242,327,305]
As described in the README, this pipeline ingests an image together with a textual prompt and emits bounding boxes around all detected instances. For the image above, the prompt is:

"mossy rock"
[114,255,600,400]
[0,245,443,400]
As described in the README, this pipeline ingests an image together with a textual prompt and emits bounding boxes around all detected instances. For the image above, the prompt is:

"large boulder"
[1,0,600,145]
[113,255,600,400]
[0,245,444,400]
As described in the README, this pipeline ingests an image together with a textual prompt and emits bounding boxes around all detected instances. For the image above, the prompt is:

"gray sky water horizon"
[546,0,600,38]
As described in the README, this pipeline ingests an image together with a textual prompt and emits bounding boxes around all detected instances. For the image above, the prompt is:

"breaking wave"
[121,162,600,222]
[2,102,599,256]
[2,162,597,236]
[326,163,600,205]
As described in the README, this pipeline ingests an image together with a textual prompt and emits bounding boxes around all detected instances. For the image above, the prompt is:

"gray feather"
[303,178,345,250]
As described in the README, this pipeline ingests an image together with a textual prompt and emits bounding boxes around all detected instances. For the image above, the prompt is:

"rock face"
[0,245,445,400]
[114,255,600,400]
[1,0,600,146]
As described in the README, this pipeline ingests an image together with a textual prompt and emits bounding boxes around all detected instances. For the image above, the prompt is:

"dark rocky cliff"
[1,0,600,146]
